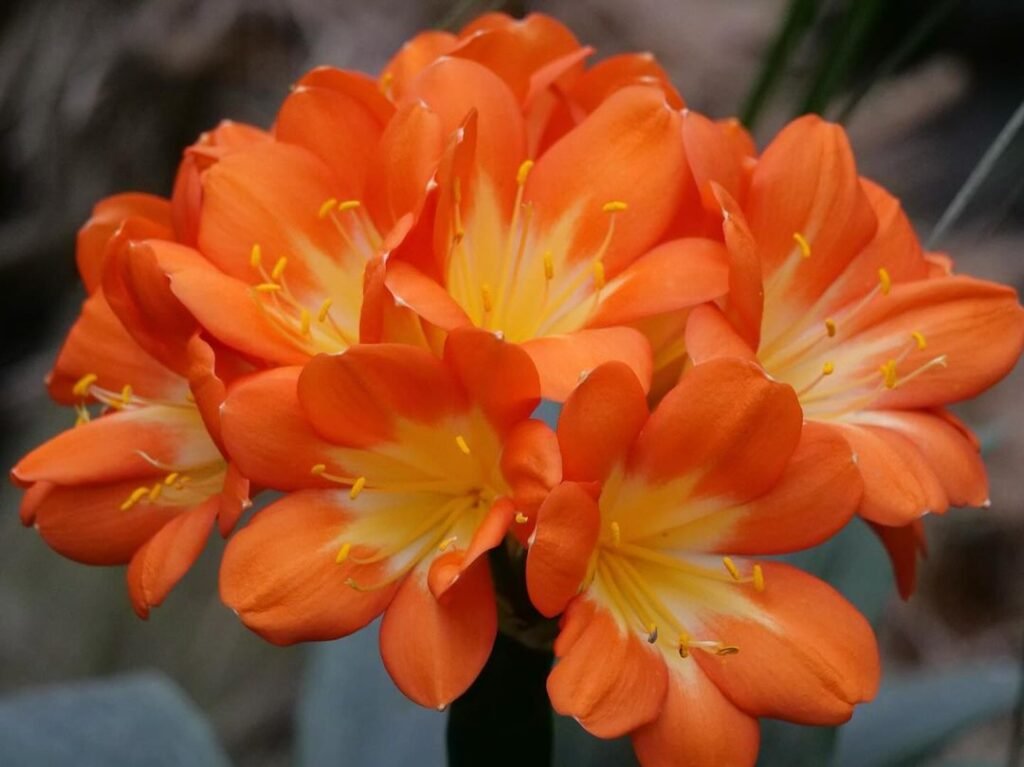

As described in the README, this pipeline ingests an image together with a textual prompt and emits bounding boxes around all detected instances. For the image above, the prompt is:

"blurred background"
[1,1,1022,765]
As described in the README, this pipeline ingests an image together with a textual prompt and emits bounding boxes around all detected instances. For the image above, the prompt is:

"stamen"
[753,564,766,592]
[879,359,898,389]
[299,308,312,336]
[254,283,282,293]
[311,463,327,475]
[378,71,394,97]
[317,298,333,322]
[164,472,180,486]
[119,385,133,407]
[911,330,927,350]
[338,200,361,213]
[795,361,836,398]
[514,512,529,524]
[72,373,98,398]
[318,198,338,219]
[481,283,494,313]
[120,486,150,511]
[793,231,811,258]
[722,556,740,581]
[455,435,471,455]
[592,260,606,291]
[646,623,659,644]
[824,318,837,337]
[74,405,90,426]
[602,200,629,213]
[335,542,351,564]
[349,476,366,500]
[438,536,458,552]
[610,521,621,547]
[878,267,892,295]
[543,250,554,281]
[147,483,163,502]
[271,257,288,281]
[895,355,948,388]
[516,159,534,186]
[250,244,262,269]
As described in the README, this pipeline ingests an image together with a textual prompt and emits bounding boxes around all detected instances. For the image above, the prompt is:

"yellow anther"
[715,645,740,656]
[72,373,98,398]
[250,244,262,268]
[335,542,352,564]
[722,556,741,581]
[516,159,534,186]
[880,359,898,389]
[610,521,621,547]
[455,435,471,455]
[254,283,282,293]
[824,318,837,337]
[318,198,338,219]
[338,200,362,212]
[481,283,494,313]
[911,330,927,351]
[753,564,765,592]
[119,384,133,405]
[349,476,366,500]
[147,483,163,502]
[514,512,529,524]
[543,250,554,280]
[271,257,288,281]
[822,361,835,376]
[300,308,312,336]
[646,624,659,644]
[164,472,180,486]
[878,267,892,295]
[438,536,458,552]
[120,486,150,511]
[378,71,394,96]
[592,260,606,291]
[317,298,334,322]
[793,231,811,258]
[311,463,327,475]
[602,200,628,213]
[678,631,691,658]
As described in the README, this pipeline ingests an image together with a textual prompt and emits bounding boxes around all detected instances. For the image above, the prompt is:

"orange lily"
[526,359,878,765]
[218,328,560,708]
[684,115,1024,595]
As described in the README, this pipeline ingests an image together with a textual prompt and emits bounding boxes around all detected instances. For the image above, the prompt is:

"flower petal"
[382,31,459,102]
[500,418,562,513]
[384,260,472,331]
[567,53,684,114]
[219,489,396,645]
[713,183,763,348]
[682,110,747,213]
[76,193,172,293]
[522,326,653,401]
[631,662,760,767]
[587,238,730,328]
[379,558,497,709]
[696,562,879,724]
[547,598,668,738]
[869,519,926,599]
[527,481,600,617]
[127,497,218,618]
[684,303,759,365]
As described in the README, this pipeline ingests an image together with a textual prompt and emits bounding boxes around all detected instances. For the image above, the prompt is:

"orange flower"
[218,328,560,708]
[684,115,1024,594]
[526,360,878,765]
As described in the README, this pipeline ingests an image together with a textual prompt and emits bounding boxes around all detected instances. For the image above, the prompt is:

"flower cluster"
[12,12,1024,766]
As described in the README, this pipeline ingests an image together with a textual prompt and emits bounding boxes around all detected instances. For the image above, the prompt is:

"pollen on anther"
[311,463,327,475]
[317,298,333,322]
[592,260,606,290]
[516,159,534,186]
[164,472,179,486]
[271,257,288,281]
[543,250,554,280]
[72,373,98,398]
[120,486,150,511]
[824,318,837,337]
[148,483,163,502]
[349,476,366,500]
[610,521,621,547]
[318,198,338,219]
[793,231,811,258]
[878,267,892,295]
[250,244,262,268]
[338,200,361,212]
[438,536,458,552]
[911,330,927,350]
[880,359,898,389]
[722,556,741,580]
[822,361,835,376]
[455,435,471,455]
[300,308,312,335]
[753,564,765,592]
[119,384,133,406]
[481,283,494,313]
[335,542,352,564]
[514,512,529,524]
[602,200,628,213]
[255,283,282,293]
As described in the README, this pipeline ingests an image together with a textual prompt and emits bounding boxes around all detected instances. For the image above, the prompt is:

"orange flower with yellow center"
[218,328,560,708]
[526,359,878,765]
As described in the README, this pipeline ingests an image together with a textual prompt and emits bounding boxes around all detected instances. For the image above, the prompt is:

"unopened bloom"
[218,328,560,708]
[526,359,878,765]
[684,116,1024,594]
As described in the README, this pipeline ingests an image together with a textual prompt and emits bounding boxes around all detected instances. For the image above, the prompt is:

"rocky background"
[1,1,1022,765]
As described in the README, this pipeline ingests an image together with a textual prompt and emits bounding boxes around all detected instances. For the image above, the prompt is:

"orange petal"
[696,562,879,725]
[32,480,182,565]
[547,598,668,738]
[557,361,648,483]
[379,558,497,709]
[184,334,228,452]
[13,404,219,487]
[684,303,759,365]
[587,238,730,328]
[429,498,517,599]
[76,193,172,293]
[713,183,763,347]
[221,367,340,490]
[500,418,562,513]
[48,291,188,404]
[443,326,541,432]
[18,481,52,526]
[218,461,251,537]
[297,345,465,448]
[527,86,684,276]
[295,67,395,126]
[527,482,600,617]
[274,83,384,200]
[747,116,877,312]
[632,662,760,767]
[567,53,684,114]
[219,490,396,645]
[689,421,862,554]
[851,409,988,509]
[384,259,472,331]
[683,110,747,213]
[869,519,926,599]
[127,497,218,618]
[522,326,653,401]
[630,358,801,501]
[381,31,459,102]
